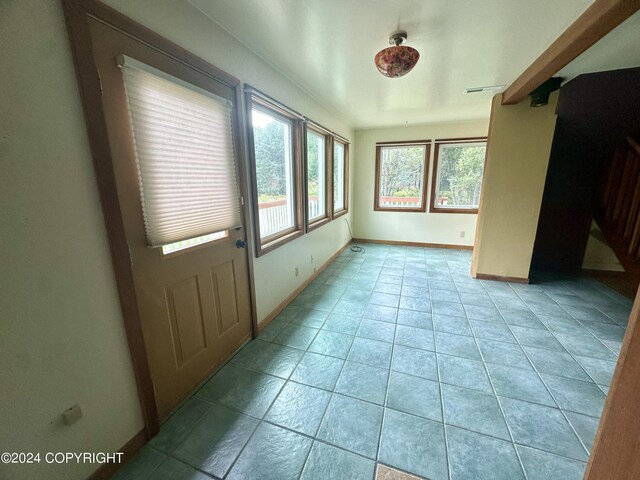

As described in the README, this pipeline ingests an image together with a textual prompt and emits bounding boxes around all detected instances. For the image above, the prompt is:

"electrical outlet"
[295,266,299,277]
[460,231,466,238]
[311,254,315,264]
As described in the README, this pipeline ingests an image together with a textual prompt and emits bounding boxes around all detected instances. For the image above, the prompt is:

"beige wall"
[353,121,489,246]
[472,92,559,280]
[0,1,353,479]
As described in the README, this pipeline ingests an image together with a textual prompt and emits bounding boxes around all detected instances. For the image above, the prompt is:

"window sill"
[374,206,426,213]
[333,208,348,219]
[429,207,479,214]
[307,216,331,232]
[256,228,304,257]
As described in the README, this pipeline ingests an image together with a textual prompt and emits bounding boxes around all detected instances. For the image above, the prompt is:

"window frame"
[429,137,488,214]
[244,88,305,256]
[333,139,349,219]
[374,140,431,213]
[304,120,333,232]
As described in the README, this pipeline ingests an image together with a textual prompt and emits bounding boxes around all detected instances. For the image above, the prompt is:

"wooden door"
[88,17,252,419]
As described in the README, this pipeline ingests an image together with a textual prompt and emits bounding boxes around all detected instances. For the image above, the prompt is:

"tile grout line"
[508,283,612,395]
[358,246,398,479]
[522,282,619,358]
[491,284,612,390]
[298,248,380,478]
[482,280,592,464]
[193,381,595,457]
[158,246,624,480]
[481,276,597,463]
[453,265,531,480]
[287,250,604,466]
[513,304,610,447]
[222,274,342,480]
[152,344,269,479]
[297,249,375,477]
[432,280,453,480]
[367,248,404,474]
[552,286,624,359]
[386,255,611,468]
[501,289,595,459]
[374,302,395,479]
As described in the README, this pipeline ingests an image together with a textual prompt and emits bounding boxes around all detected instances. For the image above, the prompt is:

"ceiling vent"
[464,85,505,94]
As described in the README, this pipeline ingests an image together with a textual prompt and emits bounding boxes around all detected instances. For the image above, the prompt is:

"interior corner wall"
[471,92,559,280]
[1,2,143,480]
[352,120,489,246]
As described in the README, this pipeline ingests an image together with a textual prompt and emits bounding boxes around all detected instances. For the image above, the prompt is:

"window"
[374,142,430,212]
[252,107,295,238]
[305,122,331,230]
[245,86,350,254]
[162,231,228,255]
[431,138,487,213]
[245,89,304,255]
[333,140,348,217]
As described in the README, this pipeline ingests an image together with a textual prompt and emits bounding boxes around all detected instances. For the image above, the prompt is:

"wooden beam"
[502,0,640,105]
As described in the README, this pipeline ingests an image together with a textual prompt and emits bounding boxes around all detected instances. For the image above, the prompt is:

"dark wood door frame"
[61,0,258,438]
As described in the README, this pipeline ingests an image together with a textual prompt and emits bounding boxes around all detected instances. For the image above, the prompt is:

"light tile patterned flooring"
[114,243,631,480]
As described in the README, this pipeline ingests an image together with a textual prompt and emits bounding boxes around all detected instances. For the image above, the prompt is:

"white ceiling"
[559,10,640,81]
[188,0,639,129]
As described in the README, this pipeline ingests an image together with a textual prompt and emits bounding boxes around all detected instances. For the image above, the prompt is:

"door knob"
[236,239,247,249]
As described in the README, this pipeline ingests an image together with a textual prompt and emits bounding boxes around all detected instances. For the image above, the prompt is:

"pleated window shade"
[119,56,241,247]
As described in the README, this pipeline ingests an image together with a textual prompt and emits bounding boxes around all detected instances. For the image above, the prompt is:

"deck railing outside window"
[378,196,421,208]
[259,197,321,237]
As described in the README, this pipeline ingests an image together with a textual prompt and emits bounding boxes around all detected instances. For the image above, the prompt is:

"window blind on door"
[119,56,241,247]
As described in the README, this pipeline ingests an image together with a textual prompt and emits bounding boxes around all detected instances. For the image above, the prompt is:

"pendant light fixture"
[374,31,420,78]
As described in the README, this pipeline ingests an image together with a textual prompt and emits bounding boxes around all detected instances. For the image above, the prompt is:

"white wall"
[0,2,143,479]
[353,120,489,246]
[1,1,354,479]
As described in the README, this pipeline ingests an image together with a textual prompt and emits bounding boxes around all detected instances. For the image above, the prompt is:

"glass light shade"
[374,46,420,78]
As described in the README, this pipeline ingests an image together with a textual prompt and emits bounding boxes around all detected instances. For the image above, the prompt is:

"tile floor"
[114,243,632,480]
